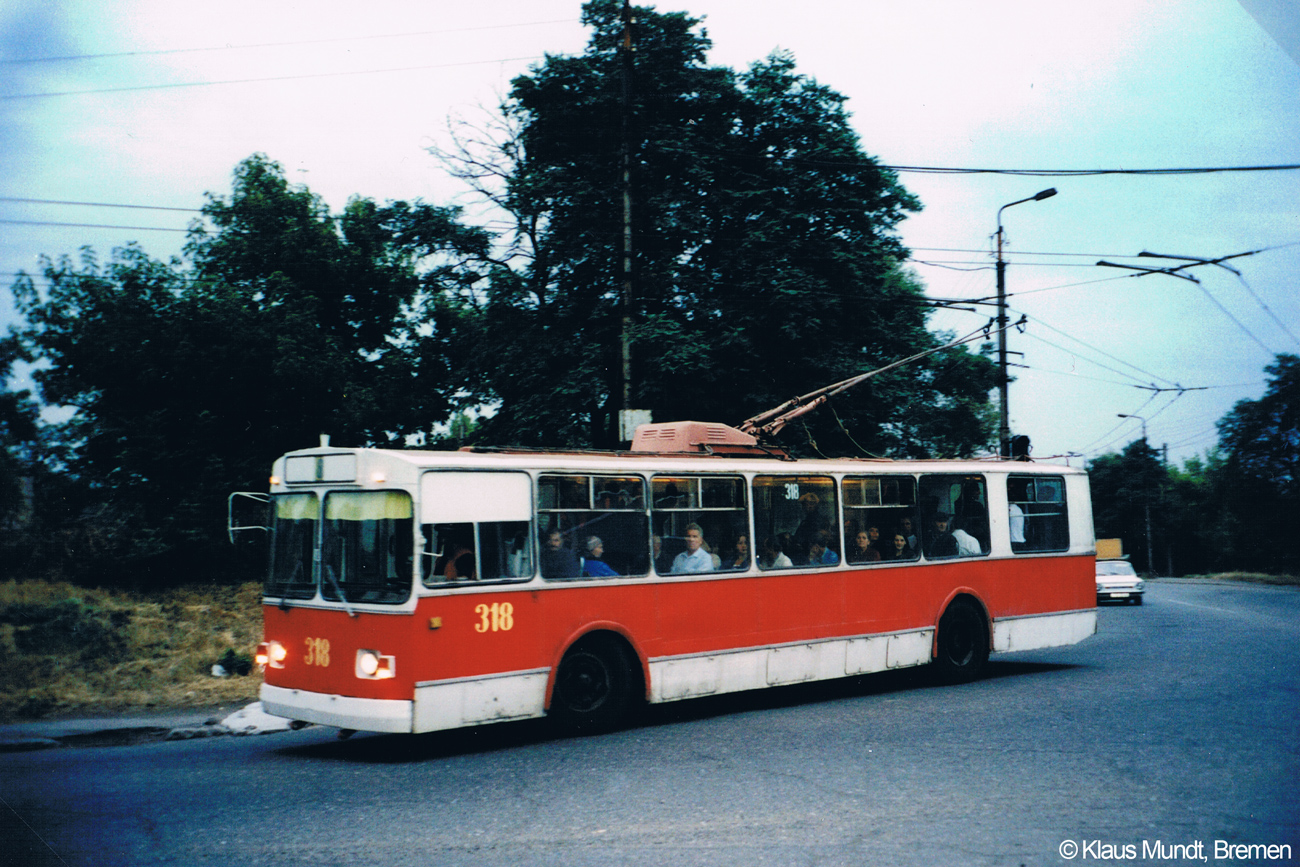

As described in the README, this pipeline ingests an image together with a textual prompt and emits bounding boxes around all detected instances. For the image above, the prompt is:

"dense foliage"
[438,0,998,453]
[5,156,485,584]
[1088,354,1300,576]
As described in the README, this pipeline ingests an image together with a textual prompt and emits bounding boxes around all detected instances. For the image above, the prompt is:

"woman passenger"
[728,534,750,570]
[849,529,881,563]
[890,531,917,561]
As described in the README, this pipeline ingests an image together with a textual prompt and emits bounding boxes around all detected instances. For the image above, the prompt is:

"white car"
[1095,559,1145,605]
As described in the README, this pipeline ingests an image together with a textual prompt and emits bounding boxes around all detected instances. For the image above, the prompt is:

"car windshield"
[1096,560,1137,576]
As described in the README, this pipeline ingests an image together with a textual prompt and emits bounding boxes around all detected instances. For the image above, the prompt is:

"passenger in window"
[951,519,983,556]
[671,524,714,574]
[1007,480,1028,550]
[508,530,530,577]
[900,516,918,552]
[791,493,828,564]
[582,536,619,578]
[726,534,750,570]
[808,529,840,566]
[540,529,581,580]
[759,536,793,570]
[848,529,881,563]
[443,533,476,580]
[652,535,673,574]
[866,525,885,556]
[890,531,917,561]
[925,513,959,559]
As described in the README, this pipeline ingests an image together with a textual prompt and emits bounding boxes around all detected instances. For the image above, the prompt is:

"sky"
[2,0,1298,467]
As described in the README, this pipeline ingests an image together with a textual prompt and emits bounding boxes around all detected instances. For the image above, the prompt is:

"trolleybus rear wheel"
[933,599,989,684]
[551,634,636,734]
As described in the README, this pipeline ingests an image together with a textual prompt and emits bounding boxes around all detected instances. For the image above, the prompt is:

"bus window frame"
[320,489,415,605]
[1007,473,1070,554]
[537,473,650,580]
[420,470,536,589]
[651,474,750,575]
[842,474,919,564]
[752,474,840,570]
[918,473,991,561]
[267,491,320,601]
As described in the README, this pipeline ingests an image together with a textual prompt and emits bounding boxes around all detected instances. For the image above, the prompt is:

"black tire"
[933,599,990,684]
[550,635,637,734]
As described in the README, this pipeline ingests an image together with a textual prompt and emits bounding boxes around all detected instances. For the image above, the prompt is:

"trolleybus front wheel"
[933,599,989,684]
[550,634,637,734]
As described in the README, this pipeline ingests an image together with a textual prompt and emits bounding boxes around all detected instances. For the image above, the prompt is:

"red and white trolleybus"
[237,421,1096,735]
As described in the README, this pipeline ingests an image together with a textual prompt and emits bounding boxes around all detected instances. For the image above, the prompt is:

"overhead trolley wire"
[0,196,201,213]
[0,19,578,65]
[1,55,546,101]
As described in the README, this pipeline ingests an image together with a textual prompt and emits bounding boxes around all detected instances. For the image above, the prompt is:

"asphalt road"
[2,580,1297,867]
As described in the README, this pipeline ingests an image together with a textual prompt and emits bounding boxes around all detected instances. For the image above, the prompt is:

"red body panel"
[262,554,1094,702]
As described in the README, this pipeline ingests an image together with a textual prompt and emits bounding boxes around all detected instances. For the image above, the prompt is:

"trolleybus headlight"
[355,649,396,680]
[257,641,288,669]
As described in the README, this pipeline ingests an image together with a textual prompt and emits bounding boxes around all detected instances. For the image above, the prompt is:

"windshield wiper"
[322,564,358,618]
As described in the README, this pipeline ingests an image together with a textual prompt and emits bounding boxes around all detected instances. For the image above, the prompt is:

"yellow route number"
[304,637,331,667]
[475,602,514,633]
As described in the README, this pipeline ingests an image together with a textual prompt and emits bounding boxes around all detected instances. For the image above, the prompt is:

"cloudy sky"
[3,0,1298,465]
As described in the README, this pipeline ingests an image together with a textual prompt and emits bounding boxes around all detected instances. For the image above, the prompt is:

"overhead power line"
[881,163,1300,176]
[0,218,187,233]
[0,19,578,65]
[0,196,201,213]
[0,55,544,101]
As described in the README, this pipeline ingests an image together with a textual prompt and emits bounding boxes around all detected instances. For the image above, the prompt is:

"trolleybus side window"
[321,491,413,604]
[752,475,838,569]
[537,475,648,579]
[420,472,534,587]
[842,475,919,563]
[651,476,748,573]
[918,475,989,559]
[1008,475,1069,553]
[267,492,318,600]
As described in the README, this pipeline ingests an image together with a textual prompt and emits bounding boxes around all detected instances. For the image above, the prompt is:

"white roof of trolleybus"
[273,445,1087,480]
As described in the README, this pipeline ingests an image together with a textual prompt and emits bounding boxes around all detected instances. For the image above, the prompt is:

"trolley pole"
[994,187,1057,457]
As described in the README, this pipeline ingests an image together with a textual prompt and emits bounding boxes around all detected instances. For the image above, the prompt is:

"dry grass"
[0,581,263,722]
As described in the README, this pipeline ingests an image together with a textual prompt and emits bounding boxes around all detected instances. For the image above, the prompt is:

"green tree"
[11,155,486,584]
[439,0,996,454]
[1088,439,1167,574]
[1216,353,1300,573]
[0,336,40,530]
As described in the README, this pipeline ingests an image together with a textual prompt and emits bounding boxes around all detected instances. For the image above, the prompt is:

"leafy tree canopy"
[10,155,486,581]
[1214,353,1300,572]
[438,0,997,455]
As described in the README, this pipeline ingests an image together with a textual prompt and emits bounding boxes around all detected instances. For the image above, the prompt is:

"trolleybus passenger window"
[651,476,748,573]
[752,476,838,569]
[918,475,989,560]
[267,493,318,600]
[1008,475,1069,553]
[321,491,413,604]
[842,476,918,562]
[419,471,534,587]
[421,520,533,585]
[537,475,648,579]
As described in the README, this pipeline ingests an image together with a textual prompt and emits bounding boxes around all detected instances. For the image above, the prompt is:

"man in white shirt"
[671,524,714,573]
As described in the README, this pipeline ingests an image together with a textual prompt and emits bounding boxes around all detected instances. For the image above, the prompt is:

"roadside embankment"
[0,580,262,722]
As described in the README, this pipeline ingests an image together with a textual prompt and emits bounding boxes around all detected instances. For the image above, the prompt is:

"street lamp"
[1116,413,1154,575]
[1116,413,1147,440]
[996,187,1057,457]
